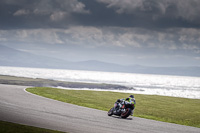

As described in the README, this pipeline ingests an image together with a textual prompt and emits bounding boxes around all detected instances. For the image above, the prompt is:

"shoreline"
[0,74,131,90]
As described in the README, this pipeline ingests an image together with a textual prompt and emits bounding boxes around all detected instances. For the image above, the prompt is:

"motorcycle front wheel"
[107,107,114,116]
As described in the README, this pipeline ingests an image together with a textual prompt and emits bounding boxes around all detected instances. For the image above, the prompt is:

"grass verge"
[0,120,64,133]
[26,87,200,128]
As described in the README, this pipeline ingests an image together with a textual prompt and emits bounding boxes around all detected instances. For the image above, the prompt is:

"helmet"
[129,95,134,98]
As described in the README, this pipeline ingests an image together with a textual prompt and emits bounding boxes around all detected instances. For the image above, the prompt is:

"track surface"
[0,84,199,133]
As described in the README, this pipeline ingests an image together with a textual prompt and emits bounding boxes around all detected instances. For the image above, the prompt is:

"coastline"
[0,75,130,90]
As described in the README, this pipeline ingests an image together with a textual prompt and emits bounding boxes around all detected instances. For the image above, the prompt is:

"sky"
[0,0,200,67]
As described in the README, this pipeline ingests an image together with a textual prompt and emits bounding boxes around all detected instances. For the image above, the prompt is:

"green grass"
[0,120,65,133]
[26,87,200,128]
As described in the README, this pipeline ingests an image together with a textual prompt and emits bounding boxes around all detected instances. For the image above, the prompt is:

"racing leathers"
[114,97,136,116]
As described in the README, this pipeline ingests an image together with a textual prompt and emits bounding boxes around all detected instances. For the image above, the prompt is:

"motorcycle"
[107,100,134,118]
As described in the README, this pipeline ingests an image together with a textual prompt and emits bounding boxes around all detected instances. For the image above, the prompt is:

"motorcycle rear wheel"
[121,108,131,118]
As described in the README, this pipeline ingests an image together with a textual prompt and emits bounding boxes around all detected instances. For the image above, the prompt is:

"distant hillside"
[74,60,200,77]
[0,44,74,69]
[0,44,200,77]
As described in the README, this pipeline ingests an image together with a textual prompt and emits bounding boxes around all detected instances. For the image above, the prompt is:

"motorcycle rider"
[114,95,136,116]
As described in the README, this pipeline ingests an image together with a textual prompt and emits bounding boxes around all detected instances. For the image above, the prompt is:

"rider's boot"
[130,110,134,116]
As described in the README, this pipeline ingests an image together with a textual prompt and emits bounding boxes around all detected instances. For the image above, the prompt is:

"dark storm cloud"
[0,0,200,29]
[96,0,200,28]
[0,0,90,29]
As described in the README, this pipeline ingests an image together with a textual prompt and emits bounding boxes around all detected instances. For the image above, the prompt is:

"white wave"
[0,66,200,99]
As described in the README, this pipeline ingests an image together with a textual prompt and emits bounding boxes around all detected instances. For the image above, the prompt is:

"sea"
[0,66,200,99]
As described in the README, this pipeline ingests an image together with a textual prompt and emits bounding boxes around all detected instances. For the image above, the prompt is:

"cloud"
[0,29,64,44]
[1,0,200,30]
[31,0,90,16]
[50,12,69,22]
[13,9,30,16]
[174,0,200,22]
[1,26,200,52]
[1,0,90,22]
[97,0,160,13]
[96,0,200,23]
[194,57,200,60]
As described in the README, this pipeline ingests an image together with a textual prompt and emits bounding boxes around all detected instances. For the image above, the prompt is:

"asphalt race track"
[0,84,199,133]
